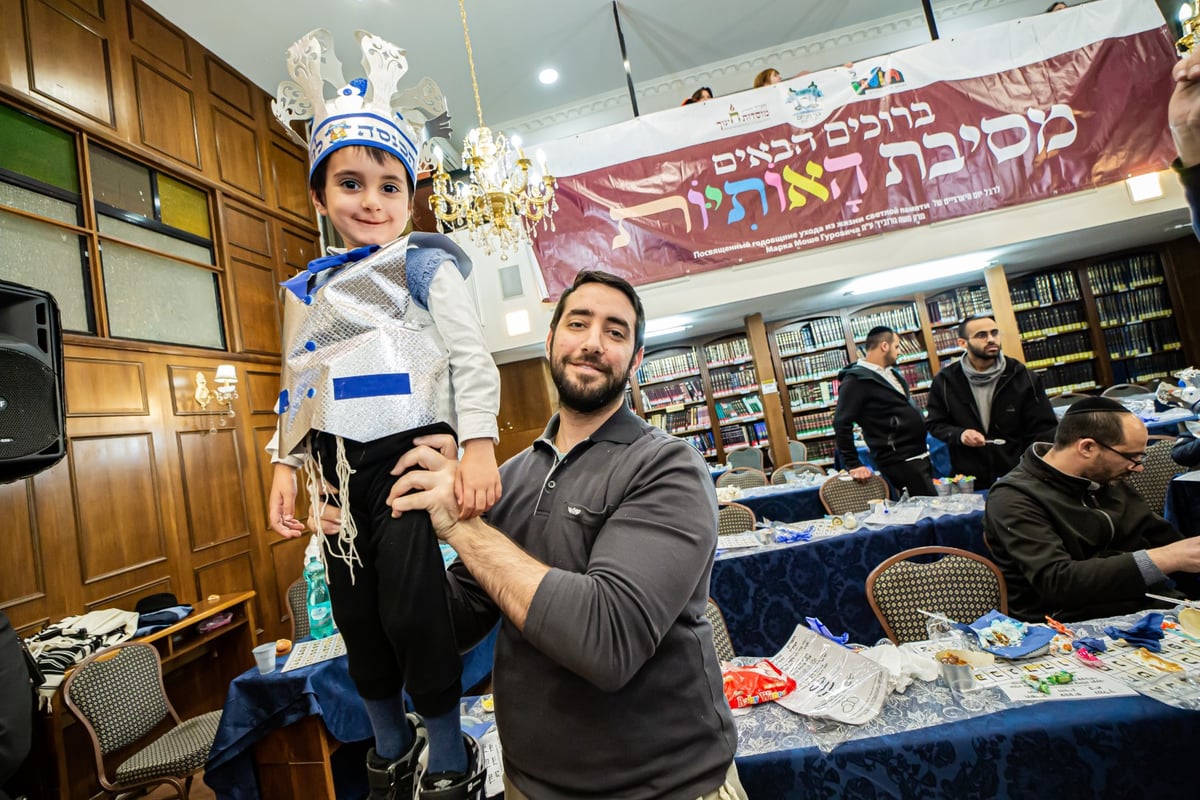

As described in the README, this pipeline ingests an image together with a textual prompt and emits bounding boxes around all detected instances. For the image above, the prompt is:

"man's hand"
[456,439,501,519]
[961,429,987,447]
[268,464,306,537]
[1149,537,1200,574]
[310,485,342,535]
[849,466,873,481]
[386,445,463,539]
[1171,48,1200,167]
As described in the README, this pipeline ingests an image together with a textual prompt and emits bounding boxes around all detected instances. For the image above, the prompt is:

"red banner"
[531,5,1178,299]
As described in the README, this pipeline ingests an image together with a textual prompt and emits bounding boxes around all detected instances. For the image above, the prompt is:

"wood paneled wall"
[0,0,322,642]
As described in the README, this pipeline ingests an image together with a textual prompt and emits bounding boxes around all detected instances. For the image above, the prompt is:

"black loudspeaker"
[0,280,66,483]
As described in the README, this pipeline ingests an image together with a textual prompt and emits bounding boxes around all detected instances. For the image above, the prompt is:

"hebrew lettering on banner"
[531,4,1178,299]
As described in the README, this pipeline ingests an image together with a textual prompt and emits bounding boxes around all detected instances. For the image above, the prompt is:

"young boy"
[267,29,499,800]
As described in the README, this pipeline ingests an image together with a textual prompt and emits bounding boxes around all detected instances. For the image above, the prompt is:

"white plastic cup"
[252,643,277,675]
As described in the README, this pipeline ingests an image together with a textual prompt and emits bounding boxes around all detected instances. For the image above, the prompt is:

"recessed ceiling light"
[538,68,559,85]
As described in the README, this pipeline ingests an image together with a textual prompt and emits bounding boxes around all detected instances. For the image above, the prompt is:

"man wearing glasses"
[985,396,1200,622]
[926,314,1058,488]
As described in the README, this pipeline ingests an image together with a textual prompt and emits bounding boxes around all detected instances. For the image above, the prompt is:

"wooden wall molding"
[84,575,172,611]
[63,356,148,416]
[176,427,251,552]
[126,0,189,77]
[131,56,200,167]
[23,0,116,125]
[0,479,46,607]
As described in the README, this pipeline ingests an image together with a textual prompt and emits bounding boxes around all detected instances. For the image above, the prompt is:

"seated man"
[985,396,1200,621]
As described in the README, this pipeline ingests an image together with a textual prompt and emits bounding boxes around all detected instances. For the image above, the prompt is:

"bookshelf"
[705,333,769,458]
[924,284,992,369]
[1007,269,1098,395]
[635,344,717,458]
[769,315,849,465]
[850,301,933,391]
[1087,253,1185,385]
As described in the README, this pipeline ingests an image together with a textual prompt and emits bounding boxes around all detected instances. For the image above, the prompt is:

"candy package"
[721,659,797,709]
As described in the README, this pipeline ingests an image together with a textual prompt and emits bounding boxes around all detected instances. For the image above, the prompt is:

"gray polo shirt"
[447,405,736,800]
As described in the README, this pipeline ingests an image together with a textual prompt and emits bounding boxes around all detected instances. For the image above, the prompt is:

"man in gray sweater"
[386,270,743,800]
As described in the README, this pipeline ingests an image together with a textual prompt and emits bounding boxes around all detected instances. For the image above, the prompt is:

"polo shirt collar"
[535,404,644,453]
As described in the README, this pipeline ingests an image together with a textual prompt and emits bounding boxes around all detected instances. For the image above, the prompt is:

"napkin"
[1105,612,1165,653]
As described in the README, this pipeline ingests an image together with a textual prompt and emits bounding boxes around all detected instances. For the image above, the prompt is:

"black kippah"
[1062,396,1129,416]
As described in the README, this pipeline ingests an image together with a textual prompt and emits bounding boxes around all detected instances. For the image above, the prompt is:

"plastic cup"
[935,481,952,497]
[959,478,975,494]
[253,643,277,675]
[940,661,976,693]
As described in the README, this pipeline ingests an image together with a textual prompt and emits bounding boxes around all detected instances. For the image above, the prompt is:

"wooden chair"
[727,446,765,470]
[705,599,737,662]
[771,461,826,485]
[1049,391,1092,409]
[715,467,768,490]
[1101,383,1150,399]
[287,577,309,642]
[1126,437,1186,516]
[718,502,756,536]
[62,642,223,798]
[787,439,808,463]
[818,474,889,514]
[866,546,1008,644]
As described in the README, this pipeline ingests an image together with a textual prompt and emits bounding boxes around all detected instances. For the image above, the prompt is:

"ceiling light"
[429,0,558,259]
[843,253,995,295]
[646,325,692,339]
[1125,172,1164,203]
[538,68,559,85]
[645,315,691,334]
[505,309,531,336]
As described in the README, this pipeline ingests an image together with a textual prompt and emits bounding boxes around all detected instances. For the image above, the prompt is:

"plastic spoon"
[985,439,1006,445]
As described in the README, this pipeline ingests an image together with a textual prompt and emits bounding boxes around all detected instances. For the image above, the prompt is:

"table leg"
[252,715,339,799]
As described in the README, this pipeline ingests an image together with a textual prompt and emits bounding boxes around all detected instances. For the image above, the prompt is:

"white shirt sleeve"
[265,417,305,468]
[427,265,501,443]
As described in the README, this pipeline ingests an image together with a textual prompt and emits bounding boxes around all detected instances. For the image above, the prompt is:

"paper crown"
[273,29,448,187]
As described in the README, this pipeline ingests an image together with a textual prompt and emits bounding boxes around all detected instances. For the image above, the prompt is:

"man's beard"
[967,341,1001,362]
[551,352,631,413]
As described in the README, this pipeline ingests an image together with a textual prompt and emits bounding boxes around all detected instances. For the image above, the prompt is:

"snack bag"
[721,659,797,709]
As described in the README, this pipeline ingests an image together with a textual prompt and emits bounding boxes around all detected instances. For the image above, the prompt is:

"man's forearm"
[445,517,550,632]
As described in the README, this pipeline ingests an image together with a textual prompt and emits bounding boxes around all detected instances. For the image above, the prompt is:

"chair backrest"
[866,546,1008,644]
[288,577,310,641]
[1101,383,1150,399]
[787,439,808,463]
[715,467,768,489]
[705,598,736,662]
[726,447,764,470]
[1049,391,1092,409]
[1126,437,1185,516]
[771,461,826,485]
[819,474,889,514]
[718,502,756,536]
[63,643,176,758]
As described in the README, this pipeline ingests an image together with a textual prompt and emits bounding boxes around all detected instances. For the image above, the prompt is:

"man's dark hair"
[863,325,895,352]
[550,270,646,352]
[309,145,414,204]
[1054,397,1130,449]
[957,313,996,340]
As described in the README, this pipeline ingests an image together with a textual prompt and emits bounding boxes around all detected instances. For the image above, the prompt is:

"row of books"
[637,351,697,384]
[1095,286,1171,327]
[807,438,837,462]
[776,317,846,355]
[781,349,848,382]
[1110,353,1185,385]
[1037,362,1097,394]
[714,395,764,420]
[681,431,716,457]
[1010,270,1080,308]
[1102,318,1182,361]
[788,379,840,408]
[1086,255,1164,296]
[720,421,769,449]
[926,286,991,325]
[1022,331,1092,365]
[897,361,933,386]
[794,409,835,436]
[1016,303,1086,336]
[704,337,751,364]
[932,327,961,352]
[850,304,919,340]
[641,378,705,409]
[646,405,709,433]
[710,365,757,393]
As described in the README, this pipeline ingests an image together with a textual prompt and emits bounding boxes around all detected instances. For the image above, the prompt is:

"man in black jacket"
[926,315,1057,488]
[985,397,1200,622]
[833,326,935,496]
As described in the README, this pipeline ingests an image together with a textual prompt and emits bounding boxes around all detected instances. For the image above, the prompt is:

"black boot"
[415,733,486,800]
[367,713,428,800]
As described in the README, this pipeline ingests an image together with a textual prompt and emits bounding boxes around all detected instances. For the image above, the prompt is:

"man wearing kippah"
[985,396,1200,621]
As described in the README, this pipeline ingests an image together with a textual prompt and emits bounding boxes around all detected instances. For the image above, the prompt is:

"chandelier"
[1181,5,1198,53]
[429,0,557,259]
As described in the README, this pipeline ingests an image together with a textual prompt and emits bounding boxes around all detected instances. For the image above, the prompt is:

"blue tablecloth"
[735,484,825,524]
[1165,471,1200,538]
[710,511,986,653]
[205,626,498,800]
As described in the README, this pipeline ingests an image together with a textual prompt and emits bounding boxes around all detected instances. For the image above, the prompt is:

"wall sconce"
[194,365,238,424]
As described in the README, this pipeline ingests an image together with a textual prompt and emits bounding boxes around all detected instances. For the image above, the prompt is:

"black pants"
[878,456,936,498]
[0,612,31,798]
[312,423,461,715]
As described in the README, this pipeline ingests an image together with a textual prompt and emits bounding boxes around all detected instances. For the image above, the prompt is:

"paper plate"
[969,610,1056,659]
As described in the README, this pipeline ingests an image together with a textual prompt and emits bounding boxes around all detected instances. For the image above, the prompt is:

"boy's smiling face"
[311,147,412,248]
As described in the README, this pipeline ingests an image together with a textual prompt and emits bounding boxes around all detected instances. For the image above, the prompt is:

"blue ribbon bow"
[281,244,381,300]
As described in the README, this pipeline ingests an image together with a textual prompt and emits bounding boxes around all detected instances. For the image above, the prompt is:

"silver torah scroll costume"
[276,236,451,458]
